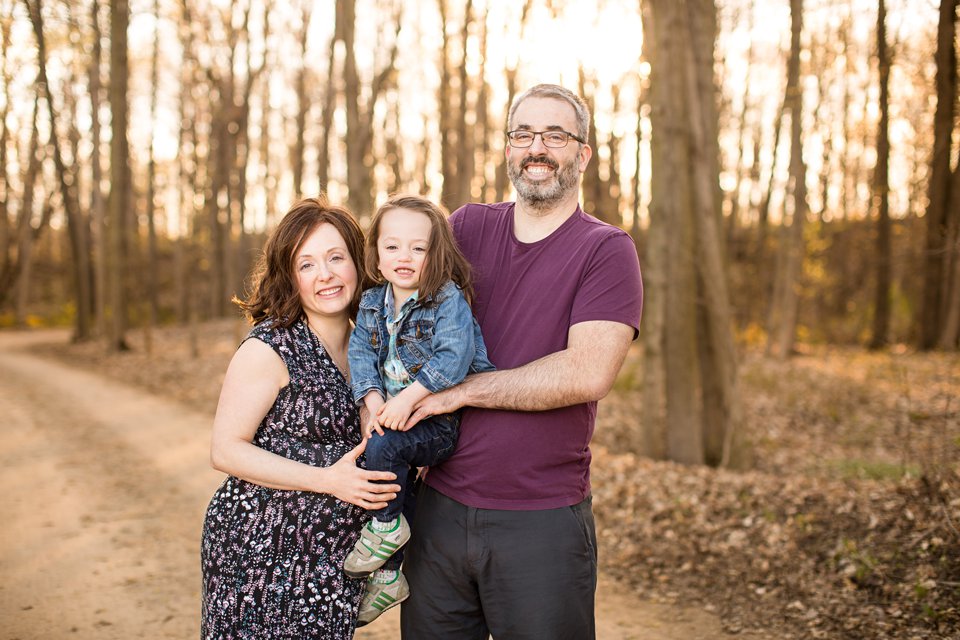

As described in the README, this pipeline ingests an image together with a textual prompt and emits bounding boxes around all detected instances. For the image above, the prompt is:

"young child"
[345,195,494,626]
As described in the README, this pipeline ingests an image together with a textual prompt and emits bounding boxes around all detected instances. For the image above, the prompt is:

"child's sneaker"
[355,569,410,627]
[343,514,411,578]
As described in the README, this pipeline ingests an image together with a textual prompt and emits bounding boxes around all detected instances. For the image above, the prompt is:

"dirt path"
[0,330,740,640]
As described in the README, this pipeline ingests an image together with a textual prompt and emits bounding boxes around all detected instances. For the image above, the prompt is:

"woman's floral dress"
[201,318,367,639]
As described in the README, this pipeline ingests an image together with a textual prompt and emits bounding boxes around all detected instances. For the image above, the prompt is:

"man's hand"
[404,384,466,430]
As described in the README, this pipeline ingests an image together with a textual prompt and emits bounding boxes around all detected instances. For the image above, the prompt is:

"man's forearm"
[408,321,634,426]
[451,350,600,412]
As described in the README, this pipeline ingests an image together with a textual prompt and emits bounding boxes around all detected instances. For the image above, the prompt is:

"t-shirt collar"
[383,285,419,326]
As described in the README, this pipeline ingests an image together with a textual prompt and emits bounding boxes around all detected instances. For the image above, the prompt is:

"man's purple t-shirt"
[424,202,643,510]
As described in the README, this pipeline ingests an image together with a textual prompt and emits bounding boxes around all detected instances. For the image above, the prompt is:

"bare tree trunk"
[291,2,311,198]
[495,67,516,203]
[938,160,960,349]
[726,0,754,245]
[233,2,264,300]
[341,0,364,213]
[919,0,957,349]
[13,95,42,324]
[493,1,533,203]
[260,8,277,220]
[108,0,130,350]
[143,0,161,352]
[869,0,891,350]
[455,0,475,207]
[637,1,665,460]
[436,0,454,208]
[89,0,107,335]
[27,0,93,341]
[385,91,403,193]
[580,69,601,219]
[686,0,747,468]
[476,7,491,202]
[631,79,645,246]
[339,0,398,215]
[174,0,195,324]
[650,0,702,465]
[317,24,337,195]
[0,5,13,302]
[757,93,785,253]
[766,0,806,359]
[839,10,853,222]
[607,83,623,223]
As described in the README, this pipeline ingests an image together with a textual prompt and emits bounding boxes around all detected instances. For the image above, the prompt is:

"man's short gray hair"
[507,84,591,143]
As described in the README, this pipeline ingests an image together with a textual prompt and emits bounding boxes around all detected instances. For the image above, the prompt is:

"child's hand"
[363,415,384,438]
[377,395,416,431]
[362,393,386,437]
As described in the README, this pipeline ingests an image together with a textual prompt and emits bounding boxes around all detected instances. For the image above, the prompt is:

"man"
[400,84,643,639]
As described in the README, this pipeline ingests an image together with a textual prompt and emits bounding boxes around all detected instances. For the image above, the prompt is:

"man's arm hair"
[407,320,634,423]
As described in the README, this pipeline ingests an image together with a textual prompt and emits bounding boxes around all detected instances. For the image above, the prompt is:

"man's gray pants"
[400,483,597,640]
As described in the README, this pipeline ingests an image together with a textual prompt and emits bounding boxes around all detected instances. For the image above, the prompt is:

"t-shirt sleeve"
[569,231,643,338]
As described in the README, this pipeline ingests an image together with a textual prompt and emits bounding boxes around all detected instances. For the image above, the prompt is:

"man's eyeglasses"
[506,129,585,149]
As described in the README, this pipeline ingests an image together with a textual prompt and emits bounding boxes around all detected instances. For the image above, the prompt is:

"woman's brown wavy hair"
[363,195,474,305]
[236,195,367,326]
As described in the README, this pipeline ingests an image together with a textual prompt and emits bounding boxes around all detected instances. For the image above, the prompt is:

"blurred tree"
[920,0,957,349]
[26,0,93,341]
[108,0,131,350]
[869,0,891,350]
[454,0,475,207]
[88,0,107,337]
[0,1,16,305]
[340,0,400,216]
[3,94,42,319]
[644,0,746,467]
[291,2,311,199]
[144,0,162,350]
[766,0,807,359]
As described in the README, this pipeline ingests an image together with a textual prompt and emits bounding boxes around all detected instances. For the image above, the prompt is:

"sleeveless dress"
[201,318,367,639]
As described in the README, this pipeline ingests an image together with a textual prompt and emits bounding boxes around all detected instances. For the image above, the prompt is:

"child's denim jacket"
[347,280,495,406]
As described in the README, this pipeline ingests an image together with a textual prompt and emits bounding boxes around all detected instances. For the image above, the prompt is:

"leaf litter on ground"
[31,322,960,639]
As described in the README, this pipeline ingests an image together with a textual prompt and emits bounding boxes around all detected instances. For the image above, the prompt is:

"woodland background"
[1,0,959,637]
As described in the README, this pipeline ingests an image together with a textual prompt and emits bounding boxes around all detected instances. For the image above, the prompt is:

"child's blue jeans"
[364,412,459,571]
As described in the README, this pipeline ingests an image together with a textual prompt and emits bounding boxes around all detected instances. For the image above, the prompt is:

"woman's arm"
[210,338,400,510]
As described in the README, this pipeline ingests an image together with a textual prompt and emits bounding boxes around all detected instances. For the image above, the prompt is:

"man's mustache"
[520,155,559,170]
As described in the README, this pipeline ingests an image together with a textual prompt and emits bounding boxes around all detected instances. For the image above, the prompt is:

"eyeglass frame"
[505,129,586,149]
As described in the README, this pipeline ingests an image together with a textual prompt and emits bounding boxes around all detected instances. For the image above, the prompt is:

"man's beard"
[508,153,580,211]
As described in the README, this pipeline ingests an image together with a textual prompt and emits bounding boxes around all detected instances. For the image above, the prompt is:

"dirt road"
[0,330,735,639]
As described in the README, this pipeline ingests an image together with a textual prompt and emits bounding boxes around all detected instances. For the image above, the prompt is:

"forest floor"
[5,319,959,639]
[2,327,745,640]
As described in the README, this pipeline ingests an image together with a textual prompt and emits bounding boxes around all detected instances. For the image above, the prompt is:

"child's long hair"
[237,195,367,326]
[364,195,474,305]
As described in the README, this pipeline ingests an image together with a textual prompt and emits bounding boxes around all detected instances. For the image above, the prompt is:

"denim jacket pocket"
[399,319,434,344]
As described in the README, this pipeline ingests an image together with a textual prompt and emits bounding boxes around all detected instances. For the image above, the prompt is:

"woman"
[201,196,400,639]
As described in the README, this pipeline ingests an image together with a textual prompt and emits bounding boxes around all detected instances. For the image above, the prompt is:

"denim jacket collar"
[358,281,457,313]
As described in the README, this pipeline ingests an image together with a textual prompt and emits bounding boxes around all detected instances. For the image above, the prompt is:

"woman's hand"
[321,438,400,510]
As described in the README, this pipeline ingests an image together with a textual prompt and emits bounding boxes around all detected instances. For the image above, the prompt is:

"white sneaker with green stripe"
[343,514,411,578]
[355,569,410,627]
